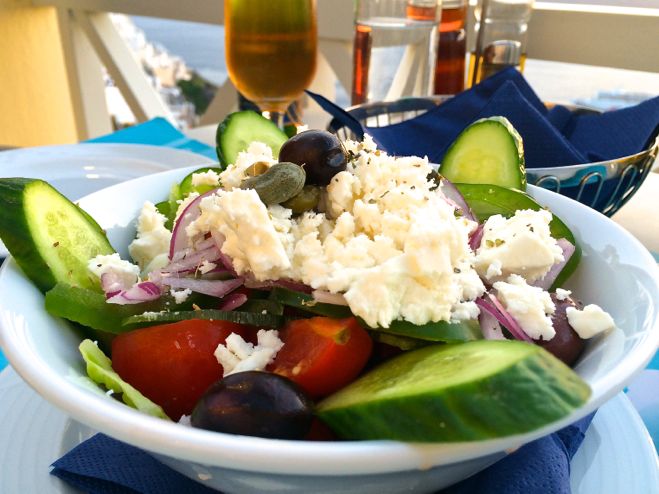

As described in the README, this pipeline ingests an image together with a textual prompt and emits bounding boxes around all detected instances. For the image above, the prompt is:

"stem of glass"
[262,110,286,130]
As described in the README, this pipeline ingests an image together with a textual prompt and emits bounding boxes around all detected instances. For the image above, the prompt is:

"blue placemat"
[87,117,217,161]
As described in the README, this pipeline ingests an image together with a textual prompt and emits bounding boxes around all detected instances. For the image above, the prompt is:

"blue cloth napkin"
[87,117,218,161]
[51,414,594,494]
[310,68,659,168]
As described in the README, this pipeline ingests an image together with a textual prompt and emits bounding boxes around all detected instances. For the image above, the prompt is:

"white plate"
[0,143,215,256]
[1,366,656,493]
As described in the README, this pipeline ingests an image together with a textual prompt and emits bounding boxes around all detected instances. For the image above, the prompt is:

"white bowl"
[1,167,658,493]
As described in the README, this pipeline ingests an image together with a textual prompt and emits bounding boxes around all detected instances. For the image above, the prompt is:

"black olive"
[190,371,314,439]
[278,130,348,186]
[535,294,585,366]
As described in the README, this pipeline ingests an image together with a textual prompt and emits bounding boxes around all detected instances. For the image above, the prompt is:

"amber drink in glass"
[434,0,467,95]
[225,0,317,125]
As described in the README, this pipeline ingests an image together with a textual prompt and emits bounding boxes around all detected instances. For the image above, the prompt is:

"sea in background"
[132,16,227,86]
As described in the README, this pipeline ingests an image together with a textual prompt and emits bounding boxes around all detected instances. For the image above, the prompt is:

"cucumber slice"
[216,111,288,167]
[0,178,114,292]
[368,331,429,351]
[123,309,283,329]
[240,299,285,316]
[270,287,480,342]
[155,200,175,231]
[440,116,526,190]
[457,183,581,288]
[269,287,353,319]
[376,318,481,343]
[317,340,591,442]
[178,166,222,197]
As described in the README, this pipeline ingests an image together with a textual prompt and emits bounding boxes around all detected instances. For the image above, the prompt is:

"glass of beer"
[225,0,317,128]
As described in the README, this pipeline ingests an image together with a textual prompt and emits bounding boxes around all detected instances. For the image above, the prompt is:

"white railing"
[32,0,659,139]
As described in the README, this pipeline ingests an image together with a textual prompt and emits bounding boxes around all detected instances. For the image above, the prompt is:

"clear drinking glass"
[352,0,442,105]
[224,0,318,127]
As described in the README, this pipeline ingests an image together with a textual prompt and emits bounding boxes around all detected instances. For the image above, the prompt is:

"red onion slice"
[469,223,485,252]
[100,272,132,297]
[312,290,348,306]
[219,292,248,311]
[478,309,506,340]
[169,188,219,259]
[106,281,162,305]
[164,246,221,274]
[194,236,217,251]
[487,293,532,342]
[210,231,238,277]
[475,298,509,332]
[532,239,576,290]
[162,276,244,298]
[439,178,476,222]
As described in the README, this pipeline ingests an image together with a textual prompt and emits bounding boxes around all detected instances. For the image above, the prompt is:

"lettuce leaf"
[79,339,171,421]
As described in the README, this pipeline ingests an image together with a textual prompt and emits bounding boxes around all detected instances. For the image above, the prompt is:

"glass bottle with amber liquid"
[434,0,467,95]
[468,0,534,87]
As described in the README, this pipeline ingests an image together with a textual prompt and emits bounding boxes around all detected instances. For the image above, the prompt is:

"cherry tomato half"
[111,319,253,420]
[269,317,372,398]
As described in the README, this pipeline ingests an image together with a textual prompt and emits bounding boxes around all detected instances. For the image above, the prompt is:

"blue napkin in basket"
[51,413,594,494]
[310,67,659,168]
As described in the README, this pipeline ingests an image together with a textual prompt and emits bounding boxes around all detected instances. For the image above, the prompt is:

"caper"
[240,162,306,205]
[281,185,322,214]
[244,161,270,178]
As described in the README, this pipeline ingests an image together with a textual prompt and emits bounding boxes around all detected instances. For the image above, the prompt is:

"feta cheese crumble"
[187,140,486,328]
[88,253,140,290]
[566,304,615,339]
[198,260,217,275]
[191,169,220,188]
[188,189,291,281]
[128,201,172,271]
[175,191,199,221]
[474,209,564,283]
[170,288,192,304]
[214,330,284,376]
[219,141,277,190]
[555,288,572,301]
[493,274,556,341]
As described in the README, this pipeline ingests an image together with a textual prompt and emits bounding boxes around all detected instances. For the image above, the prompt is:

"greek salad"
[0,112,615,442]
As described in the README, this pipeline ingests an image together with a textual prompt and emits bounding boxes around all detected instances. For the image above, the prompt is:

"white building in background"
[107,14,198,129]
